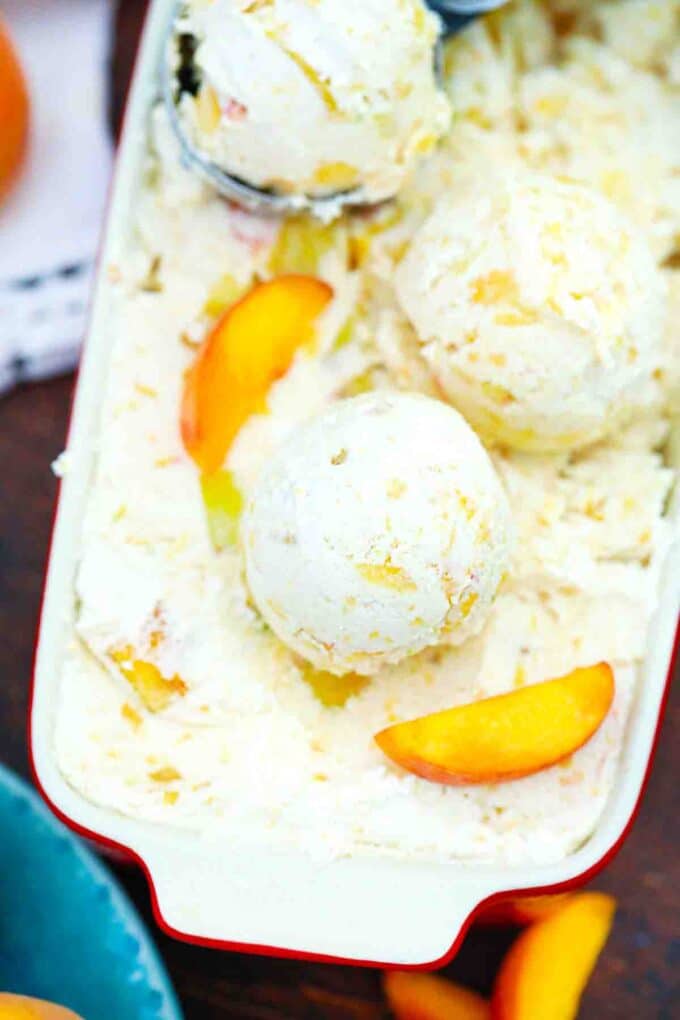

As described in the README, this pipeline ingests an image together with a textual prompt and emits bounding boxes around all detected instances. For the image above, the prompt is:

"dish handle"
[139,836,489,966]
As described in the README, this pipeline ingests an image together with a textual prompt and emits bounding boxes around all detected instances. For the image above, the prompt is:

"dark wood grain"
[0,2,677,1016]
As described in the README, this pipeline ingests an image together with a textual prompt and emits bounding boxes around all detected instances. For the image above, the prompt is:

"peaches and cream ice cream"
[395,175,666,452]
[174,0,449,203]
[53,1,678,866]
[243,393,512,675]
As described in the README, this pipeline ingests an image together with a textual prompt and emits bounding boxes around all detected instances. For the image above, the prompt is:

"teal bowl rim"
[0,761,184,1020]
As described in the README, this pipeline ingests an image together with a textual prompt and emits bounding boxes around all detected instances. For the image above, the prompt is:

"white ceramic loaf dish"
[30,0,679,965]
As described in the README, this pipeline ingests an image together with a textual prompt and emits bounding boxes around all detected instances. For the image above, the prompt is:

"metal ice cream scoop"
[163,1,508,217]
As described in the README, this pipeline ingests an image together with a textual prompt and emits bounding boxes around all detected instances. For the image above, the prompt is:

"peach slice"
[384,972,490,1020]
[110,647,187,712]
[0,19,29,205]
[301,665,370,708]
[268,215,346,275]
[0,994,83,1020]
[479,893,573,926]
[202,272,251,319]
[375,663,614,785]
[491,892,616,1020]
[181,274,332,474]
[200,468,243,550]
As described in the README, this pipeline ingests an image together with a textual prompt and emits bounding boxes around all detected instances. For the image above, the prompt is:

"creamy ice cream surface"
[53,1,678,865]
[395,174,666,452]
[175,0,449,203]
[243,393,512,675]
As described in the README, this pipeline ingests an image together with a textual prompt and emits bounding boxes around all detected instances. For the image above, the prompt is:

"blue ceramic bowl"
[0,762,183,1020]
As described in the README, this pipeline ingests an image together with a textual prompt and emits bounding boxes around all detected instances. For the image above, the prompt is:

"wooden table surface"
[1,3,678,1016]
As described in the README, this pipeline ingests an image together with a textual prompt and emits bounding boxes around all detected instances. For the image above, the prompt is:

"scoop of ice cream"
[175,0,449,204]
[395,174,666,452]
[242,392,512,675]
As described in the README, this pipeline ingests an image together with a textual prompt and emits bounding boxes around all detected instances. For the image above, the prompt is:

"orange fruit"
[0,993,83,1020]
[0,18,30,204]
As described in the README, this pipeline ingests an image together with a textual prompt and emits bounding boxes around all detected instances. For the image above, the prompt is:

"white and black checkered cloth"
[0,261,96,392]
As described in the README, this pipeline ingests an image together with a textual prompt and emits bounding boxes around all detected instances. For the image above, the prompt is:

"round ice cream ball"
[174,0,449,203]
[242,392,512,676]
[395,174,666,452]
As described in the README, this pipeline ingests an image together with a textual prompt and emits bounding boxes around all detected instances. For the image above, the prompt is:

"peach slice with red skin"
[491,892,616,1019]
[375,663,614,785]
[0,19,30,205]
[181,274,332,474]
[384,972,490,1020]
